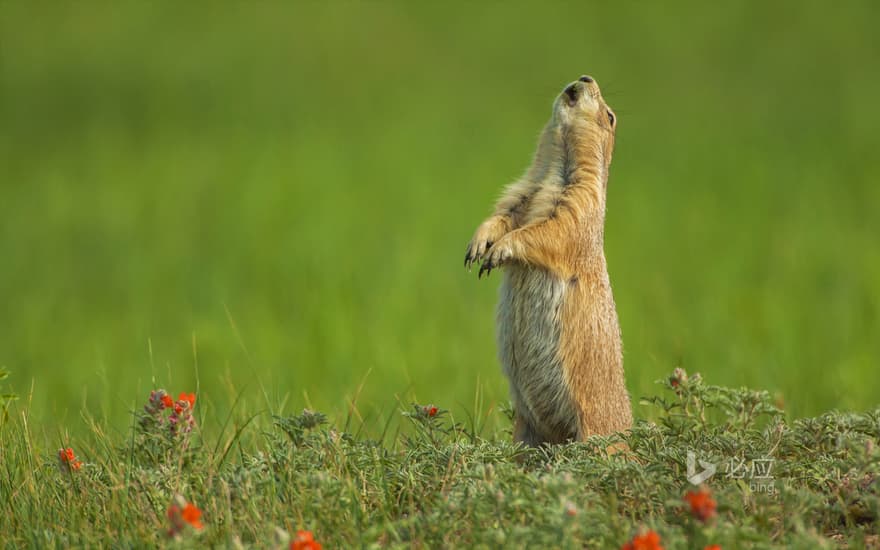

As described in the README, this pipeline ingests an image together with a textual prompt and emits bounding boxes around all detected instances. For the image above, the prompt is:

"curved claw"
[478,261,493,278]
[465,236,498,271]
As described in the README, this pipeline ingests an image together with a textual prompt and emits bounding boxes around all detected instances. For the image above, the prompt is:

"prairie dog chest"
[497,265,566,374]
[496,178,572,367]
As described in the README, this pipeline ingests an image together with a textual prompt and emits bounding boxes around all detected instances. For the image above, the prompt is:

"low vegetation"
[1,370,877,548]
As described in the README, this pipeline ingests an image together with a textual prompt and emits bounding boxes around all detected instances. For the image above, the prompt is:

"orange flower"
[161,394,174,408]
[167,497,204,536]
[179,392,196,408]
[704,545,721,550]
[684,486,717,522]
[621,529,663,550]
[181,503,203,529]
[57,447,83,472]
[291,530,322,550]
[172,392,196,415]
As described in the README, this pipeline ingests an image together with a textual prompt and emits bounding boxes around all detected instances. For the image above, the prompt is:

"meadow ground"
[1,371,878,547]
[0,2,879,547]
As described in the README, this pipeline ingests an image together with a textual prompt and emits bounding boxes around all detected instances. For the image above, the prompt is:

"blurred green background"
[1,3,878,434]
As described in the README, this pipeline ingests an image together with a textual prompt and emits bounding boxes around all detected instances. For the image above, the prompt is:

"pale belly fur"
[497,265,577,440]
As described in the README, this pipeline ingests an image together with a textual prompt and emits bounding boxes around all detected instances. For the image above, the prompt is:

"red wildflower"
[167,497,204,536]
[181,503,203,529]
[179,392,196,408]
[160,391,197,438]
[422,404,438,417]
[621,529,663,550]
[704,546,722,550]
[684,486,717,522]
[161,394,174,408]
[57,447,83,472]
[291,530,322,550]
[171,393,195,415]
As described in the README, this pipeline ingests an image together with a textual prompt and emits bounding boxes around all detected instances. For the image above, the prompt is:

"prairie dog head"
[551,75,617,169]
[553,75,616,131]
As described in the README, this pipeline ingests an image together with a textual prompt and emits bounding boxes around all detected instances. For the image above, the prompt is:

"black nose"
[579,75,594,83]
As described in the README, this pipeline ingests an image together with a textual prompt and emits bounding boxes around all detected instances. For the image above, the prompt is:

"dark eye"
[607,111,616,126]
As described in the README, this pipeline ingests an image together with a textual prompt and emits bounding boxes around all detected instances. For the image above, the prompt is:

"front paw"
[478,237,515,278]
[464,219,507,269]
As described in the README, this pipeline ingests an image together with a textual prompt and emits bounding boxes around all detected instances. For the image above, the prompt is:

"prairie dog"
[464,75,632,446]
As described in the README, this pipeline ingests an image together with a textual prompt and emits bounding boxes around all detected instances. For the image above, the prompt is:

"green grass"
[0,2,879,545]
[0,3,878,432]
[1,372,877,548]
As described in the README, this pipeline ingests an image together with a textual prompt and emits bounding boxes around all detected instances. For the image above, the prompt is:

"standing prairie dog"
[464,75,632,446]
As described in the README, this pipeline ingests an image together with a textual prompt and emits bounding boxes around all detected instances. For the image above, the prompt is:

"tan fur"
[465,76,633,446]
